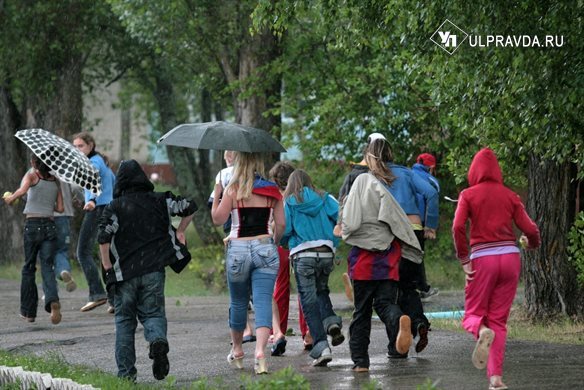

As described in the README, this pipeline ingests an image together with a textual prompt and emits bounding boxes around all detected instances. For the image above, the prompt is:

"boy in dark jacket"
[97,160,197,381]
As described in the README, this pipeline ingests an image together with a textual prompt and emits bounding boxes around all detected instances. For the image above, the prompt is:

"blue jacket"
[281,187,340,250]
[386,162,439,229]
[412,163,440,227]
[85,154,115,206]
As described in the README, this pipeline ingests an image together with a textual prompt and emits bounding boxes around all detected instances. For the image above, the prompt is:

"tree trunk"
[27,55,84,139]
[222,27,283,167]
[0,87,26,264]
[523,154,584,319]
[152,69,222,246]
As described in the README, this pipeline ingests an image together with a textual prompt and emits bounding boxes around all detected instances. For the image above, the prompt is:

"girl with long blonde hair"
[212,152,285,375]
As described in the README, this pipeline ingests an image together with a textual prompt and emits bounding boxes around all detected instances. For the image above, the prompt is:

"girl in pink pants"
[462,253,521,381]
[453,148,540,390]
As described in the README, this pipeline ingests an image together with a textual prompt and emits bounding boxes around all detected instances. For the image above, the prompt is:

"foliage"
[187,245,227,293]
[253,0,583,180]
[568,211,584,286]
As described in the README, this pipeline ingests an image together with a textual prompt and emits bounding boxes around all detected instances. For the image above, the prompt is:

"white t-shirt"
[209,166,234,200]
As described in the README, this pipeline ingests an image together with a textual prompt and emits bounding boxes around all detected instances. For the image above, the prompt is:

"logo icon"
[430,19,468,54]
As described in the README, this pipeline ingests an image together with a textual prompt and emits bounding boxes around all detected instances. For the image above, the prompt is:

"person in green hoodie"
[281,169,344,367]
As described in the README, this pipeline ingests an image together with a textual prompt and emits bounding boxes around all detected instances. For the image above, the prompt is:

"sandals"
[472,328,495,369]
[303,333,313,351]
[227,350,244,369]
[254,357,268,375]
[271,337,287,356]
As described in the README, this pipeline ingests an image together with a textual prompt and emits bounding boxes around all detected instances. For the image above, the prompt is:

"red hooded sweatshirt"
[452,148,541,265]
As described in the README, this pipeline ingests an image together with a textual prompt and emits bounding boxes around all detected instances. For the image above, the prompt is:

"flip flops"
[242,335,256,344]
[271,337,287,356]
[472,327,495,369]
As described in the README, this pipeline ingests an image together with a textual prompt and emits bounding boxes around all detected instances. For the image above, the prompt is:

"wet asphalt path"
[0,279,583,389]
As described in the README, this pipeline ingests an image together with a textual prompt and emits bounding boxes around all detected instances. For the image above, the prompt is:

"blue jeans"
[293,253,342,359]
[114,271,167,380]
[21,218,59,317]
[54,216,72,278]
[226,238,279,330]
[77,206,107,302]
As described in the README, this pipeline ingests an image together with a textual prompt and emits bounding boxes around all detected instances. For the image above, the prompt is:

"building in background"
[83,82,176,185]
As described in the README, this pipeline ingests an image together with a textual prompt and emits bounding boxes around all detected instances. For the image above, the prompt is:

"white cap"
[367,132,386,143]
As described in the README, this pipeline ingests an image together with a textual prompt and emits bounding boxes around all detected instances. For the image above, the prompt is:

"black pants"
[349,280,403,368]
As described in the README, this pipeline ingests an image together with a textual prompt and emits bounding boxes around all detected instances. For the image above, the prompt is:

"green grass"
[430,307,584,345]
[0,350,311,389]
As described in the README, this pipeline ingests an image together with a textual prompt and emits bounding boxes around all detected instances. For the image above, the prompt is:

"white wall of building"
[83,82,150,163]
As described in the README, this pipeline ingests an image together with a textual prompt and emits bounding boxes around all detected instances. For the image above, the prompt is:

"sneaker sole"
[396,315,412,355]
[150,341,170,380]
[472,328,495,369]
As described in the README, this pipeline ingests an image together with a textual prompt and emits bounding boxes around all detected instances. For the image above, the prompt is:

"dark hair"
[269,161,296,191]
[72,131,111,167]
[31,155,52,179]
[364,139,395,186]
[284,169,322,203]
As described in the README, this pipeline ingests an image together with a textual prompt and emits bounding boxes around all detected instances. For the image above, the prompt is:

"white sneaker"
[312,347,332,367]
[420,287,439,302]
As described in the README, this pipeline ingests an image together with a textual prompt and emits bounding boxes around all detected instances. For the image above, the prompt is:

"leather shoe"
[80,298,107,312]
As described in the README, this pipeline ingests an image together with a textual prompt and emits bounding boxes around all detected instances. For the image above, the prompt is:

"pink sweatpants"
[462,253,521,377]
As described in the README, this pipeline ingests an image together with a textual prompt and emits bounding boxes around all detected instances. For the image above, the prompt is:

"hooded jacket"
[452,148,540,264]
[281,187,339,254]
[411,162,440,226]
[97,160,198,282]
[386,162,439,229]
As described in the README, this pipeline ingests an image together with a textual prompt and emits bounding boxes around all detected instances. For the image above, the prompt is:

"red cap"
[417,153,436,168]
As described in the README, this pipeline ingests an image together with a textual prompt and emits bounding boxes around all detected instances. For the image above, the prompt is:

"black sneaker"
[328,324,345,347]
[149,340,170,380]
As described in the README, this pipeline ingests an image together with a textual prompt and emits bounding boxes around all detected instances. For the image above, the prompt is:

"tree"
[255,0,584,319]
[0,0,132,261]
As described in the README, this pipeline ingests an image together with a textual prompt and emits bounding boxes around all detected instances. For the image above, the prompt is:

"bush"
[187,245,227,293]
[568,211,584,286]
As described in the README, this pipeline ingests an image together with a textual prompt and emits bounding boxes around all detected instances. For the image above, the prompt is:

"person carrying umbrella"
[73,132,116,312]
[4,154,64,324]
[211,152,285,375]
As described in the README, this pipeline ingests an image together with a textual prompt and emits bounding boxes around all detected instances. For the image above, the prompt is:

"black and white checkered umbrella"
[15,128,101,196]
